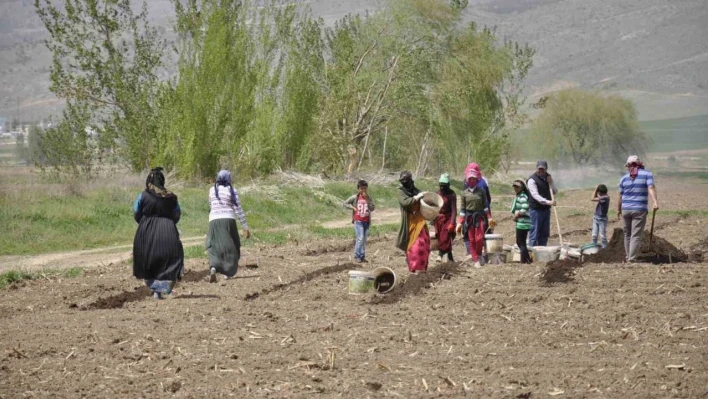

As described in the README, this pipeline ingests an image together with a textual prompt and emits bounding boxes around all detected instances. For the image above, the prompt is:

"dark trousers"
[529,207,551,247]
[516,228,532,264]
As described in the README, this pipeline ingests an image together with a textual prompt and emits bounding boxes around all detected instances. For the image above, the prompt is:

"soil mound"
[586,228,687,264]
[182,269,210,283]
[541,259,581,285]
[84,286,151,310]
[244,262,359,300]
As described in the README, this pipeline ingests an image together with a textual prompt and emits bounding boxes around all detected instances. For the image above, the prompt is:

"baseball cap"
[625,155,640,166]
[536,160,548,169]
[438,173,450,184]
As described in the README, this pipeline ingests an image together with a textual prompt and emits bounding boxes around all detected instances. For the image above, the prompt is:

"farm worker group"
[130,155,659,299]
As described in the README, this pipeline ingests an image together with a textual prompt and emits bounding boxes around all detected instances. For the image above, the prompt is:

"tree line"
[32,0,647,179]
[32,0,533,179]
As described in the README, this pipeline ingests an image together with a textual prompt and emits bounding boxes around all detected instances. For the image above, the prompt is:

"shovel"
[549,189,563,246]
[649,208,657,244]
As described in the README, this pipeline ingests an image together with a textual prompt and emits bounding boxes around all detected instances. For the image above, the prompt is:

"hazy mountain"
[0,0,706,123]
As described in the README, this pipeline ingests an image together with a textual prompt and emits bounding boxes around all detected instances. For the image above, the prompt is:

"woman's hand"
[414,193,425,201]
[244,229,251,239]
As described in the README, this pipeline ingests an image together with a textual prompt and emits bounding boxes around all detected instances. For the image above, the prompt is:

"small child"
[344,180,375,262]
[510,180,532,264]
[590,184,610,248]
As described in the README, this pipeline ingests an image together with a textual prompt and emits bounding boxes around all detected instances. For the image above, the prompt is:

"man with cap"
[617,155,658,262]
[526,160,557,247]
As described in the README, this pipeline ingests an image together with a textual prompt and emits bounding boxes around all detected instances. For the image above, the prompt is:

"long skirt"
[206,218,241,278]
[133,216,184,292]
[434,214,455,253]
[407,226,431,273]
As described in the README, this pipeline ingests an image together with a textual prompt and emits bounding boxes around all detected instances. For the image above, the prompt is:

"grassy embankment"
[2,170,501,257]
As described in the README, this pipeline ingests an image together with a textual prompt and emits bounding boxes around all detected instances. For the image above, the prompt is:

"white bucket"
[372,267,396,294]
[348,270,375,294]
[532,246,560,263]
[419,192,444,221]
[485,234,504,253]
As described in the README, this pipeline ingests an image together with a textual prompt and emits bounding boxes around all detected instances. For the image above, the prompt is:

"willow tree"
[532,89,648,166]
[306,0,534,175]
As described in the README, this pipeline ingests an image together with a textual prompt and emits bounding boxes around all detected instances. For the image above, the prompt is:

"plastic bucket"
[419,192,444,221]
[372,267,397,294]
[348,270,375,294]
[581,243,601,255]
[485,234,504,253]
[532,246,560,262]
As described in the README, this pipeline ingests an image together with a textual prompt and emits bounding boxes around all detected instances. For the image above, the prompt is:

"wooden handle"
[649,208,657,244]
[550,189,563,245]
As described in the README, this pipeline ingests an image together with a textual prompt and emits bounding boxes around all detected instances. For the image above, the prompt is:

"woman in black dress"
[132,167,184,299]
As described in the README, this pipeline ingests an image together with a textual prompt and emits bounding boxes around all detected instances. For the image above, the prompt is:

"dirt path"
[0,236,205,273]
[0,211,402,273]
[320,208,399,229]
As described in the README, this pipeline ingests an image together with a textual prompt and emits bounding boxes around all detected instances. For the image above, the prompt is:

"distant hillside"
[640,114,708,153]
[1,0,707,121]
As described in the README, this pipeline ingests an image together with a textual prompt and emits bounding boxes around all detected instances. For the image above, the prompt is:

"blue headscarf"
[215,170,239,207]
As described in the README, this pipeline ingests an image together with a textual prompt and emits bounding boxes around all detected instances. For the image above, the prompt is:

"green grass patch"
[640,114,708,153]
[651,170,708,181]
[0,177,406,256]
[184,245,206,259]
[0,267,83,289]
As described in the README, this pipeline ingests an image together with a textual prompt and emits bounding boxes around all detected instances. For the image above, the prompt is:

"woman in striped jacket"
[511,180,532,264]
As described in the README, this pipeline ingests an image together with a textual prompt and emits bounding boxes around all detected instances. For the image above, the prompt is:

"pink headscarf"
[464,163,481,187]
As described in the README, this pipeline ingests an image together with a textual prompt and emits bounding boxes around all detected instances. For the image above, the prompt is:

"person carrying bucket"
[395,171,431,274]
[435,173,457,263]
[344,180,375,263]
[456,167,491,268]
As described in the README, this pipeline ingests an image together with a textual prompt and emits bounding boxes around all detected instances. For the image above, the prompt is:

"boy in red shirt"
[344,180,376,262]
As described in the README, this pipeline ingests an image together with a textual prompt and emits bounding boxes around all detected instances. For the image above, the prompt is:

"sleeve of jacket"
[367,196,375,212]
[343,195,357,210]
[172,198,181,224]
[133,192,143,223]
[459,191,467,221]
[397,189,416,210]
[450,194,457,222]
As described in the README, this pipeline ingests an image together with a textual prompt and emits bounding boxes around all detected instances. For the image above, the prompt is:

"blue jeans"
[592,216,608,248]
[354,221,370,261]
[529,208,551,247]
